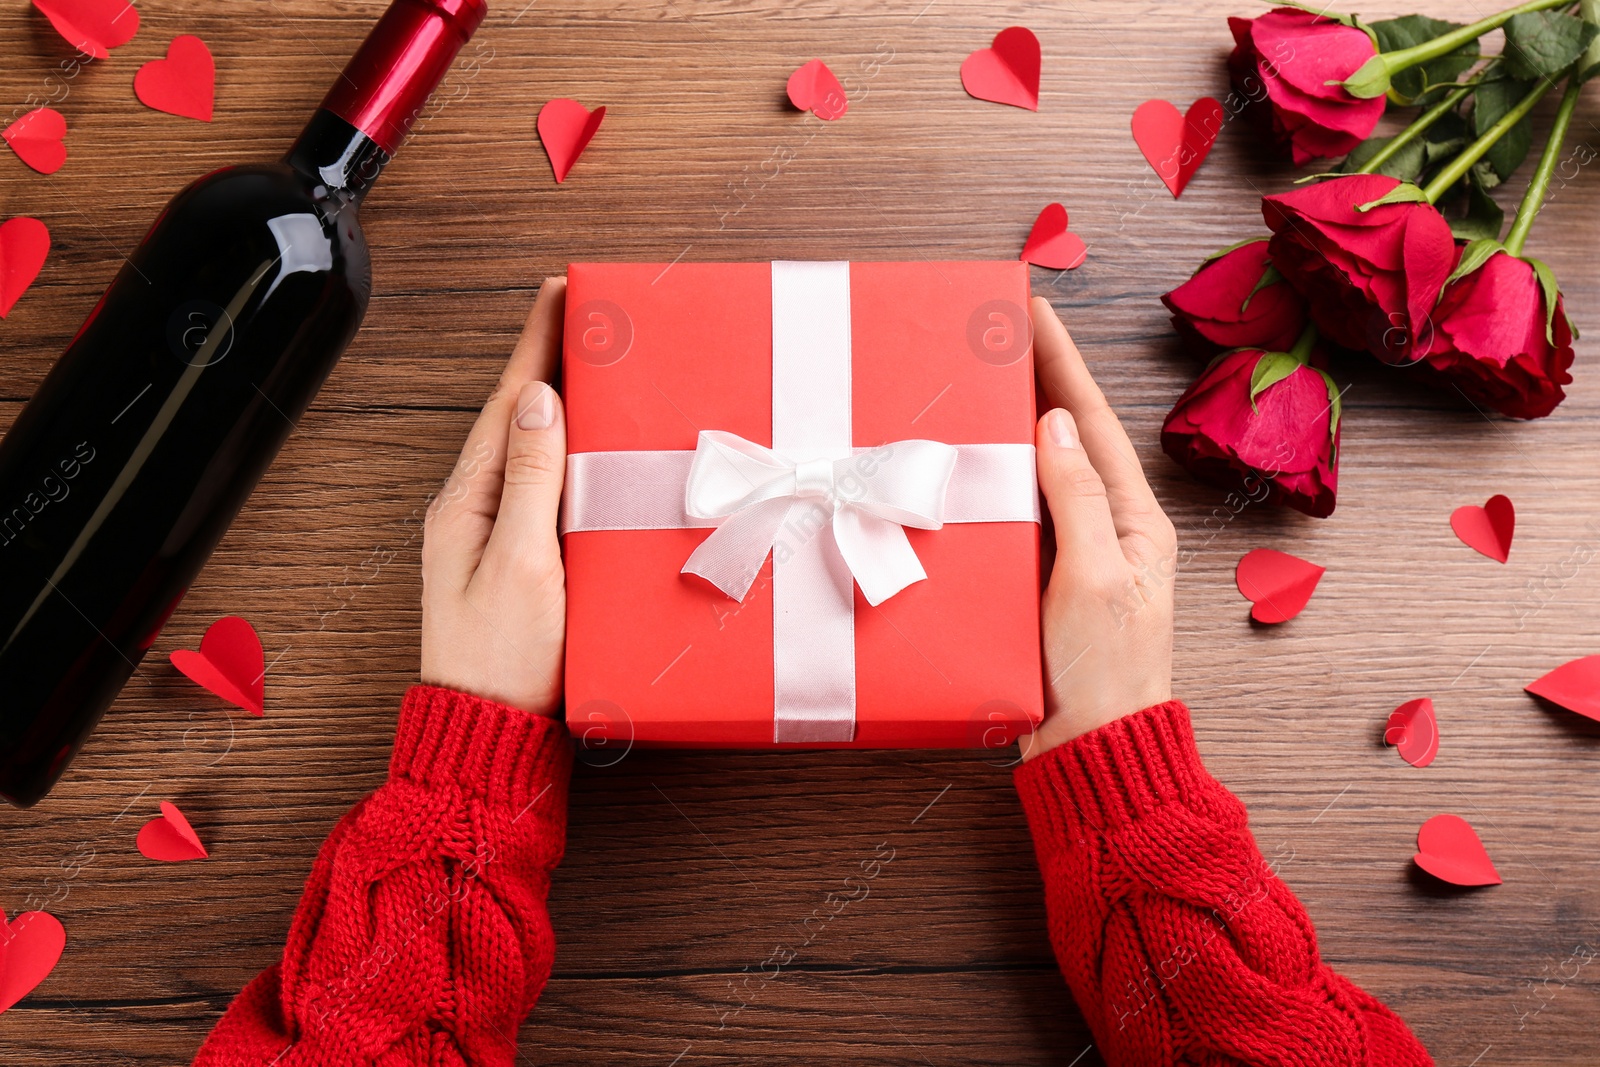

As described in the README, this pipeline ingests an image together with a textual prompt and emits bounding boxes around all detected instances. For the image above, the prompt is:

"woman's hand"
[420,278,568,717]
[1022,297,1176,760]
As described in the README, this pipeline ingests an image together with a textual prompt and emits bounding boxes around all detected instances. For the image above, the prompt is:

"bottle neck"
[285,110,389,208]
[284,0,487,204]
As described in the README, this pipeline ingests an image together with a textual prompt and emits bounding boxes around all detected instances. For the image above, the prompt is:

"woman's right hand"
[1022,296,1177,760]
[419,278,569,717]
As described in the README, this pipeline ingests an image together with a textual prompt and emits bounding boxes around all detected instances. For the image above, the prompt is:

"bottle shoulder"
[160,167,369,263]
[145,163,371,290]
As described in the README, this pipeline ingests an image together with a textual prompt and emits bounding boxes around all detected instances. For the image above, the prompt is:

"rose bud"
[1419,245,1576,419]
[1228,6,1385,166]
[1161,342,1341,518]
[1162,238,1308,355]
[1263,173,1456,365]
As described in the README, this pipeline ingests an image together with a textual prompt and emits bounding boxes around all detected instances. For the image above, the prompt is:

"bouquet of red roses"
[1162,1,1595,517]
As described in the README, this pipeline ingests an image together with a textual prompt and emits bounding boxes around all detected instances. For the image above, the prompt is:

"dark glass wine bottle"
[0,0,487,806]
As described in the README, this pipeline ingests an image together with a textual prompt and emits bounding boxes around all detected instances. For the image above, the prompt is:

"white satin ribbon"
[680,430,957,607]
[559,261,1040,743]
[561,443,1040,533]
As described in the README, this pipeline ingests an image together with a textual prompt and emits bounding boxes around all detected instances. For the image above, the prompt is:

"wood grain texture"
[2,0,1599,1063]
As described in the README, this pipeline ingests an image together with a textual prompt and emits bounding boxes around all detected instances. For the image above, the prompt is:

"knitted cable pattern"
[191,685,572,1067]
[1014,701,1434,1067]
[191,689,1428,1065]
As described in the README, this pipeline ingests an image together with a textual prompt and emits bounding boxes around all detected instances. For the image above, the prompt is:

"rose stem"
[1287,322,1318,363]
[1504,73,1583,255]
[1421,72,1563,203]
[1355,82,1480,175]
[1374,0,1570,79]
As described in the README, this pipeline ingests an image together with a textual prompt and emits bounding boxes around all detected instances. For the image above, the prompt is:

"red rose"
[1161,238,1308,354]
[1162,348,1340,518]
[1228,7,1385,165]
[1420,249,1576,419]
[1263,173,1456,365]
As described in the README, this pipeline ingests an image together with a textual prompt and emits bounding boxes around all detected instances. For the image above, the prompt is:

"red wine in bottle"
[0,0,487,806]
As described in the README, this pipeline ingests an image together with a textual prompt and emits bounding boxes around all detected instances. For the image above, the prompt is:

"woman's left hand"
[420,277,569,717]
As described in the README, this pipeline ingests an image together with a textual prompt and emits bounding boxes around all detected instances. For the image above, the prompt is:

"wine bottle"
[0,0,488,806]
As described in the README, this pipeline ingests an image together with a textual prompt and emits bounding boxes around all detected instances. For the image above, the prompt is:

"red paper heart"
[537,98,605,184]
[1450,494,1514,562]
[0,217,50,319]
[786,59,847,121]
[4,108,68,175]
[170,615,265,715]
[135,35,215,122]
[31,0,139,59]
[1020,203,1087,271]
[1384,697,1439,768]
[136,800,209,862]
[1131,97,1223,198]
[1525,655,1600,722]
[960,26,1040,111]
[1235,548,1324,624]
[1414,814,1500,886]
[0,910,66,1014]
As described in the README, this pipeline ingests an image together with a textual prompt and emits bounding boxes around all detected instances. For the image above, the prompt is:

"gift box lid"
[561,261,1043,750]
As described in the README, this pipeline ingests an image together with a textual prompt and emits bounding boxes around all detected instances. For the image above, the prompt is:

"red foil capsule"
[320,0,488,156]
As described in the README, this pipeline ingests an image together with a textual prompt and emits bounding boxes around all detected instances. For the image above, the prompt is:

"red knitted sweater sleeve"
[191,684,573,1067]
[1013,700,1433,1066]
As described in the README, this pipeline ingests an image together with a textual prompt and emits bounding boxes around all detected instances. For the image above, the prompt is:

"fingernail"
[516,382,555,431]
[1046,408,1079,449]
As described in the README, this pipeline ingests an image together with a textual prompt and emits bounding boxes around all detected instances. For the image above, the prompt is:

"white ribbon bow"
[680,430,958,607]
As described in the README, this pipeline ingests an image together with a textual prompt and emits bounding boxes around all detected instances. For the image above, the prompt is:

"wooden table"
[3,1,1598,1062]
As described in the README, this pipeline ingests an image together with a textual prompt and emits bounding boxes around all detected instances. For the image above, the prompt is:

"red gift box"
[560,261,1043,749]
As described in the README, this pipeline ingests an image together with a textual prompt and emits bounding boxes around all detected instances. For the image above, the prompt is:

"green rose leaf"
[1370,15,1480,106]
[1355,182,1429,211]
[1503,10,1599,81]
[1445,238,1506,287]
[1473,77,1535,182]
[1524,255,1564,343]
[1315,368,1343,449]
[1241,264,1283,314]
[1339,133,1427,180]
[1275,1,1377,43]
[1201,235,1269,264]
[1422,111,1470,165]
[1450,177,1505,242]
[1248,350,1304,412]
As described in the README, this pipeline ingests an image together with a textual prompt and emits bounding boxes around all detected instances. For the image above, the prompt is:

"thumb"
[1037,408,1122,588]
[481,380,567,581]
